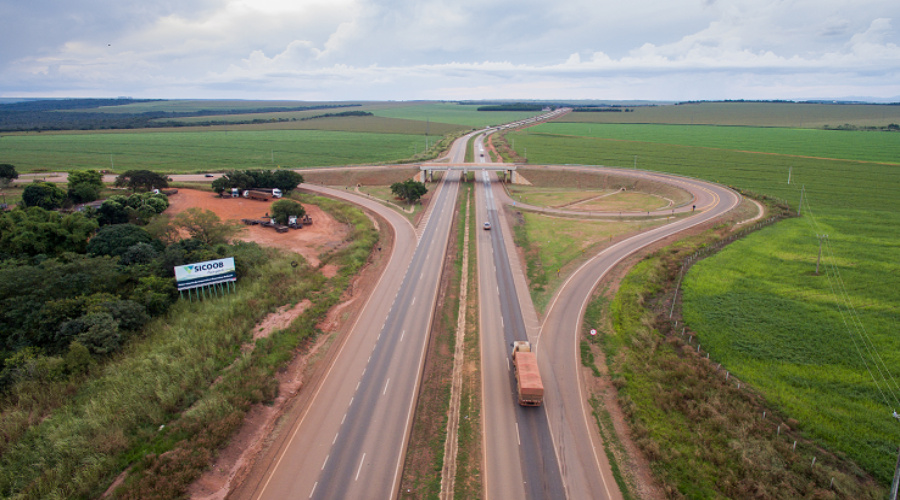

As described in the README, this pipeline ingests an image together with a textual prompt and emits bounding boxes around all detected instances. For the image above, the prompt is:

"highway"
[234,111,736,499]
[235,128,484,499]
[473,126,739,498]
[476,167,566,498]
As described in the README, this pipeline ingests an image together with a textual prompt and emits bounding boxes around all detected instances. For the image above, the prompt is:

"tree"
[270,199,306,225]
[67,170,104,203]
[0,164,18,189]
[21,182,67,210]
[87,224,154,257]
[212,169,303,194]
[390,179,428,204]
[96,193,168,226]
[114,170,168,192]
[271,170,304,193]
[96,198,130,226]
[171,207,243,245]
[0,207,97,258]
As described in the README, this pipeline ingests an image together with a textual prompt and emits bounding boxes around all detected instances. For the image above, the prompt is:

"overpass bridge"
[419,163,520,183]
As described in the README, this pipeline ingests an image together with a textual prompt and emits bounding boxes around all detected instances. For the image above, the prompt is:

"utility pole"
[788,166,792,185]
[816,234,827,275]
[634,155,637,169]
[798,185,805,216]
[892,445,900,500]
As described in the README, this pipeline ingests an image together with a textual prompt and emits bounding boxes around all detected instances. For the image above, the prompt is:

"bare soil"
[160,187,387,500]
[166,189,351,267]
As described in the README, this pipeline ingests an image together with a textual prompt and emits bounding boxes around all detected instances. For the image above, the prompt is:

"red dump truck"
[511,341,543,406]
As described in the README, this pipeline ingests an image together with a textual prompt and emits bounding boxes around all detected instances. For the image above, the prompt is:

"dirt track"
[166,189,350,268]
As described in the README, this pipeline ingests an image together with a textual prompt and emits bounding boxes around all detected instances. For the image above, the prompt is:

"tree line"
[0,98,363,132]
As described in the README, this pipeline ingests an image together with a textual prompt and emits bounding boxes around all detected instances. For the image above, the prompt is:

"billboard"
[174,257,236,291]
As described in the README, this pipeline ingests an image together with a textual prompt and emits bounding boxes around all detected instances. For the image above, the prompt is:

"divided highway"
[236,115,736,499]
[238,128,486,499]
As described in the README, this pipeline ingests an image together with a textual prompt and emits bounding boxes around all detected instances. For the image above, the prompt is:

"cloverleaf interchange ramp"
[226,114,737,499]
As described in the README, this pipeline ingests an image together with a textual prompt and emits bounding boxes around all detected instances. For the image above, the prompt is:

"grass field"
[371,102,544,128]
[526,122,900,164]
[510,122,900,484]
[509,210,668,312]
[558,101,900,128]
[507,186,672,212]
[1,129,429,173]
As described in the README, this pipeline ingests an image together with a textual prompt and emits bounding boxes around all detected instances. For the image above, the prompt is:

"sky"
[1,0,899,102]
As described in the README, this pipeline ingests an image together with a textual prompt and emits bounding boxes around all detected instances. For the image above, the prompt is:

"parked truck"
[242,188,283,201]
[511,341,543,406]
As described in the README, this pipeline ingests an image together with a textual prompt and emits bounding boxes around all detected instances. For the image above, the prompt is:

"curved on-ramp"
[485,166,739,499]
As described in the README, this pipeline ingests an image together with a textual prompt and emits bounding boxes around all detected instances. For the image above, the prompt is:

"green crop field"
[527,122,900,164]
[558,101,900,128]
[0,129,429,173]
[509,122,900,483]
[371,102,543,127]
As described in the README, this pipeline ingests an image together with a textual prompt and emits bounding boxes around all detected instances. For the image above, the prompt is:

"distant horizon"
[2,96,899,105]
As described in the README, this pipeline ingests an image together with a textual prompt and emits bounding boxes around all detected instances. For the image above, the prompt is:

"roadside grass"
[465,136,475,163]
[1,129,432,173]
[0,194,378,499]
[509,124,900,485]
[455,184,483,499]
[356,185,423,223]
[508,210,667,313]
[602,232,883,498]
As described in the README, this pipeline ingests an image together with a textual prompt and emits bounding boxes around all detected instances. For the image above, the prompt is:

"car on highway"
[205,173,214,178]
[483,221,491,230]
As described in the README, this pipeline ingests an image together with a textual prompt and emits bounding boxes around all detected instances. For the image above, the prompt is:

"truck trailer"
[511,341,544,406]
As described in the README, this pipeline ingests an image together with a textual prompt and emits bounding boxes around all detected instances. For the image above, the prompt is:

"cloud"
[1,0,898,100]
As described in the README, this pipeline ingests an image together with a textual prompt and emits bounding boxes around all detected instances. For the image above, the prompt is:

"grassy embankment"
[0,193,378,499]
[600,229,882,498]
[454,183,482,499]
[509,121,900,487]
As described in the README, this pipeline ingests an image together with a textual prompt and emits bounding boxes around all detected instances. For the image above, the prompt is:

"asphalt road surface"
[477,168,566,499]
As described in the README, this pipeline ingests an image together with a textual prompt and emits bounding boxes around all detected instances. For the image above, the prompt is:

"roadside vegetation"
[454,184,483,499]
[0,162,378,498]
[595,226,882,498]
[510,115,900,486]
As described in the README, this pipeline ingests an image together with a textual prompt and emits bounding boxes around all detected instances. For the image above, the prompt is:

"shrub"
[21,182,66,210]
[270,199,306,225]
[87,224,154,257]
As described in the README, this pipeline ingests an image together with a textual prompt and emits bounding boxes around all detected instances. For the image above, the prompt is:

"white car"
[483,221,491,230]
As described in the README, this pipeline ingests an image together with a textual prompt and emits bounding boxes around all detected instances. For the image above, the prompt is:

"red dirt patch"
[166,189,351,267]
[253,300,312,341]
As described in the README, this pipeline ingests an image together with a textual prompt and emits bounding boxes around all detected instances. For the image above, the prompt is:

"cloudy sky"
[1,0,898,101]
